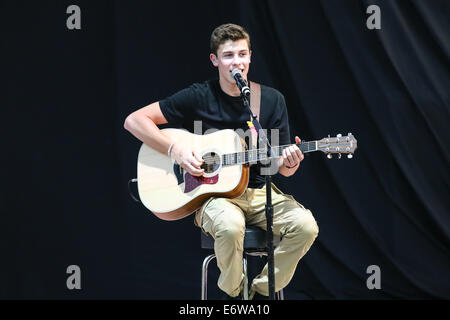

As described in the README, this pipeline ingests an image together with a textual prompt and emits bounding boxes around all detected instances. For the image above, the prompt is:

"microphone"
[231,68,250,97]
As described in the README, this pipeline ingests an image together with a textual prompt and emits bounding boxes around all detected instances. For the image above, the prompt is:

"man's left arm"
[278,136,304,177]
[271,92,303,177]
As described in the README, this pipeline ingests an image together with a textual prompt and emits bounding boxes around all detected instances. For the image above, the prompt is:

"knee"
[215,223,245,243]
[304,217,319,240]
[291,213,319,241]
[204,198,245,242]
[213,209,245,244]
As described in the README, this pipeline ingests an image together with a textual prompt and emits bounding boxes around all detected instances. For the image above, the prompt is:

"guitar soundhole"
[201,152,221,174]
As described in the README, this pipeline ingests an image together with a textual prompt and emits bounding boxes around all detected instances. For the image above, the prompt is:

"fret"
[274,146,282,157]
[238,152,244,164]
[257,149,268,162]
[221,140,317,167]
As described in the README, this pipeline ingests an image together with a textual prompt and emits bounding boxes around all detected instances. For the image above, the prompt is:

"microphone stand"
[241,93,276,300]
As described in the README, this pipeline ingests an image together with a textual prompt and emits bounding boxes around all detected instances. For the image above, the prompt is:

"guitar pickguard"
[173,163,218,193]
[184,173,218,193]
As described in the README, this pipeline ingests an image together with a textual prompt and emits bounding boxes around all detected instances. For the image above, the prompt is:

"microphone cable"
[127,178,141,203]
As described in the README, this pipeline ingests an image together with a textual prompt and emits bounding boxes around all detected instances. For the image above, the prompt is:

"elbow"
[123,114,136,132]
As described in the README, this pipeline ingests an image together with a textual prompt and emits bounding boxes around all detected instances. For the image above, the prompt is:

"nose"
[231,54,244,69]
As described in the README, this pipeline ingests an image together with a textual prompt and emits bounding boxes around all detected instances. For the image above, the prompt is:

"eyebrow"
[222,49,249,55]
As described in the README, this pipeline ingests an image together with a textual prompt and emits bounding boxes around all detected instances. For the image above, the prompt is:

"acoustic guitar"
[136,128,357,221]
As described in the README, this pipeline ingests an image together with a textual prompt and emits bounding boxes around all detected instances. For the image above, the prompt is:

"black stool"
[201,226,284,300]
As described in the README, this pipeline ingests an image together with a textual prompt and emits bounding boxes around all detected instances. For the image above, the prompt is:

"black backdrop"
[1,0,449,300]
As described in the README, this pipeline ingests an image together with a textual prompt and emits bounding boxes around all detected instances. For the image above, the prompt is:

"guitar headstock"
[317,133,357,159]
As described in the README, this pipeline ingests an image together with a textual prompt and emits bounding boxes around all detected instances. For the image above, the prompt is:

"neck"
[219,77,242,97]
[221,141,319,167]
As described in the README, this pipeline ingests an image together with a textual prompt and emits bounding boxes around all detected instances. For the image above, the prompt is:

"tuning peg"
[327,154,332,159]
[347,154,353,159]
[338,153,342,159]
[337,134,342,138]
[348,132,352,136]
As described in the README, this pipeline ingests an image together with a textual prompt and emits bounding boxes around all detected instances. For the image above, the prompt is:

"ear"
[209,53,218,67]
[249,50,252,63]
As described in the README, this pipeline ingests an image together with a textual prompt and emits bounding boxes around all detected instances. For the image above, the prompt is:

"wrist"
[167,142,175,157]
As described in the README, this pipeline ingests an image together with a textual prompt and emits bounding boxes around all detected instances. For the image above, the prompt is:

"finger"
[298,150,304,161]
[291,146,303,161]
[190,155,203,168]
[193,151,204,164]
[285,148,295,165]
[294,137,304,161]
[185,163,204,176]
[289,145,299,155]
[290,145,300,158]
[282,148,288,161]
[282,149,291,165]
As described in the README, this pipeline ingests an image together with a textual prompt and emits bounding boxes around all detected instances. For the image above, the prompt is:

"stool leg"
[277,289,285,300]
[202,254,216,300]
[242,256,248,300]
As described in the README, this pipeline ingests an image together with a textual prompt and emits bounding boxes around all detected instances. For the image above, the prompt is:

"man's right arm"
[123,101,172,155]
[123,102,204,176]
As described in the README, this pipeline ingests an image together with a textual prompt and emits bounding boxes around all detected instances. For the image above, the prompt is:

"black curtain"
[1,0,449,299]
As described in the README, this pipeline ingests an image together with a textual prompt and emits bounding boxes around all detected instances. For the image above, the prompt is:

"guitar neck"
[222,141,318,166]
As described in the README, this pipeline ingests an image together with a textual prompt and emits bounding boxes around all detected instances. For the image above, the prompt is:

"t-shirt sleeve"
[158,85,199,125]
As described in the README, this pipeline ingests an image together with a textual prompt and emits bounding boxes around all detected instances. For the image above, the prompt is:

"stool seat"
[201,225,280,250]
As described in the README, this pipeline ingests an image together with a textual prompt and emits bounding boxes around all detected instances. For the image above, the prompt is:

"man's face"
[210,39,251,85]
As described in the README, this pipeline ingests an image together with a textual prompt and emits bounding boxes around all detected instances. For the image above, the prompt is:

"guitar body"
[137,128,249,221]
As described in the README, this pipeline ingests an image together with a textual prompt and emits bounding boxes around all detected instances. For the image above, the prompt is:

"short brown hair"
[210,23,251,55]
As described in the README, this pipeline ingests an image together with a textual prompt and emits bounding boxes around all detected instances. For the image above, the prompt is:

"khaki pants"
[195,183,319,298]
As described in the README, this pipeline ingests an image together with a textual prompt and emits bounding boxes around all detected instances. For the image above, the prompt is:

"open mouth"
[230,68,245,75]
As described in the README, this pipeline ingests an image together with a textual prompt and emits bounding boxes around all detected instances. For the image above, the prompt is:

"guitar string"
[197,142,352,166]
[199,141,351,164]
[198,142,317,165]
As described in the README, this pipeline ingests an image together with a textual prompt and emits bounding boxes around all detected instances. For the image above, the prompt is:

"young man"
[124,23,318,299]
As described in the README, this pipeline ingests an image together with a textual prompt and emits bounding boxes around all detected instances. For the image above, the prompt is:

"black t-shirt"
[159,79,291,188]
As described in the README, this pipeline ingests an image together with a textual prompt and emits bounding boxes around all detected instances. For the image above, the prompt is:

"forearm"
[124,113,172,155]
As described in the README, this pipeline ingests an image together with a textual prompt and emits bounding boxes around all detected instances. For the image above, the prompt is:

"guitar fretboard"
[222,141,317,166]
